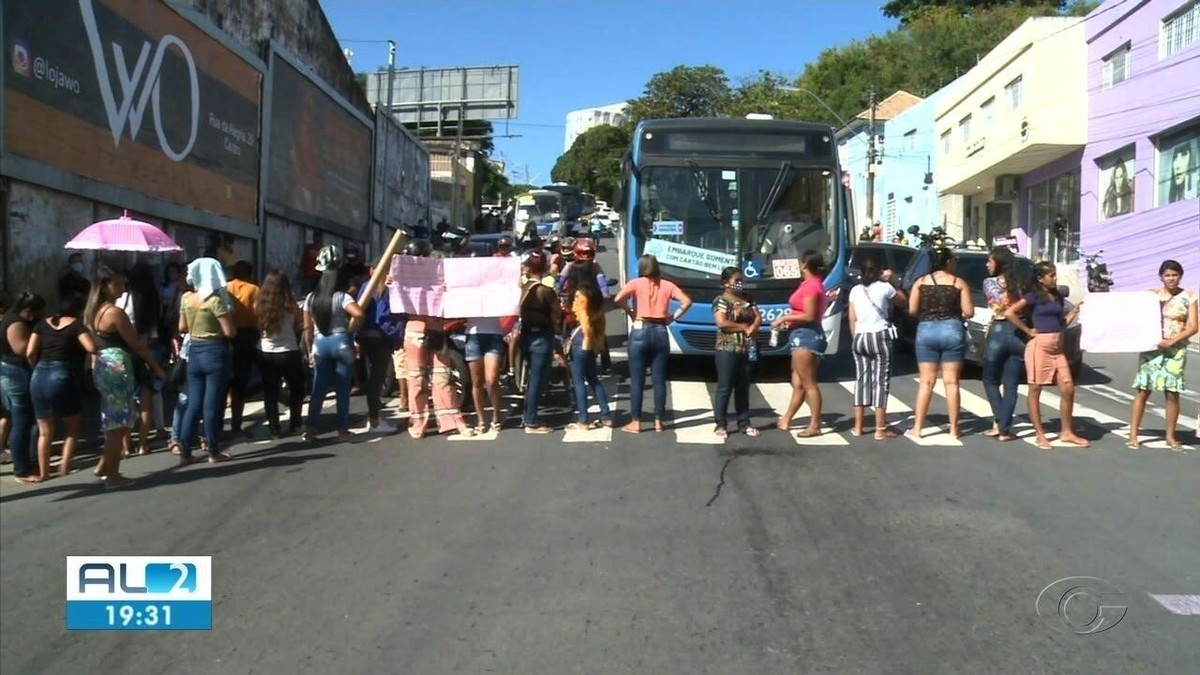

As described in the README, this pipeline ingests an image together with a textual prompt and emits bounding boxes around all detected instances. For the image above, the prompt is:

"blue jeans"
[0,361,36,477]
[714,349,754,430]
[521,331,553,427]
[628,323,670,420]
[171,389,189,445]
[31,361,82,419]
[570,334,611,424]
[915,319,966,364]
[983,322,1025,435]
[181,339,231,458]
[307,332,356,431]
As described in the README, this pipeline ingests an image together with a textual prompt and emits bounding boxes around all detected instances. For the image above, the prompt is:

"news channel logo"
[11,40,31,77]
[1036,576,1128,635]
[66,556,212,631]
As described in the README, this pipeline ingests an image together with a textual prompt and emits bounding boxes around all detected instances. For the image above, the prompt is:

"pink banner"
[389,255,444,316]
[387,255,521,318]
[442,257,521,318]
[1079,291,1163,353]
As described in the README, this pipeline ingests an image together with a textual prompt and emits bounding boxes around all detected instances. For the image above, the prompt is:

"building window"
[981,97,995,129]
[904,129,917,152]
[1162,0,1200,58]
[1097,146,1135,219]
[1102,43,1132,88]
[1156,120,1199,205]
[1005,76,1024,110]
[940,130,951,154]
[959,115,972,143]
[1027,169,1081,264]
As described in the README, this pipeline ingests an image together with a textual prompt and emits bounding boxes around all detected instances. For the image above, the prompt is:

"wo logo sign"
[79,0,200,162]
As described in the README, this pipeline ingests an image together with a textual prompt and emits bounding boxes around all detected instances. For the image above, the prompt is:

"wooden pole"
[358,227,406,304]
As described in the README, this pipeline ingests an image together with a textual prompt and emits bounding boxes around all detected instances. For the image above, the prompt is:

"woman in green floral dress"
[1128,260,1198,451]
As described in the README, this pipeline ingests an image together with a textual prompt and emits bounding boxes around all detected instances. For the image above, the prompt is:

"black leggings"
[358,333,394,420]
[260,350,305,433]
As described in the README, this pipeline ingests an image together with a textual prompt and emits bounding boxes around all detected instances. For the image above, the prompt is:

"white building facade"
[564,102,629,151]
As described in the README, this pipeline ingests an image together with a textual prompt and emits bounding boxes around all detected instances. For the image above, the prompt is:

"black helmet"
[403,238,433,257]
[441,226,470,253]
[497,234,514,251]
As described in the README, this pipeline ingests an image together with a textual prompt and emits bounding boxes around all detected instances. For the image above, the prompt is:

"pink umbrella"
[65,210,183,253]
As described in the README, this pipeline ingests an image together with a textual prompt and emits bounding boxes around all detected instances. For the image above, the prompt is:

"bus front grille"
[679,331,789,354]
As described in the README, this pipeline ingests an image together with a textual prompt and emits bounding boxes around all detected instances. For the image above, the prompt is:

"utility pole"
[386,40,396,112]
[451,104,464,228]
[865,89,877,230]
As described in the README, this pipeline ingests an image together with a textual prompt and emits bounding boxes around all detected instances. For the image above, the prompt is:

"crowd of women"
[1,238,1196,489]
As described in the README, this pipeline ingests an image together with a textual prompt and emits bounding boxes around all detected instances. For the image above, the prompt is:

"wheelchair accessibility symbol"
[743,260,762,278]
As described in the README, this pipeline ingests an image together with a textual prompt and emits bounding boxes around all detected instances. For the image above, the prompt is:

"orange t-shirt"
[624,277,684,320]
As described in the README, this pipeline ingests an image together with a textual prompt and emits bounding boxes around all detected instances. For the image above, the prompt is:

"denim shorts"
[465,333,506,362]
[31,361,82,419]
[789,326,827,355]
[915,319,966,364]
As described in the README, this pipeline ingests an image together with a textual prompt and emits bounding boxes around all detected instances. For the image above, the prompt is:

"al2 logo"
[79,0,200,162]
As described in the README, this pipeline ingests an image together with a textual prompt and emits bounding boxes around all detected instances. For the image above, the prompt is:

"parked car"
[896,246,1083,377]
[846,242,918,284]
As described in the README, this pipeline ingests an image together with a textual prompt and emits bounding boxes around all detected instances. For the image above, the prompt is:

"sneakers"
[370,419,398,435]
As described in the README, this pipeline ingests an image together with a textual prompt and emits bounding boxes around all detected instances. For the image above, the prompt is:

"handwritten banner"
[389,255,520,318]
[1079,291,1163,353]
[443,257,521,317]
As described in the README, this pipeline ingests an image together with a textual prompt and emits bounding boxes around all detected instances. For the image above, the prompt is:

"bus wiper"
[686,160,723,226]
[754,161,793,253]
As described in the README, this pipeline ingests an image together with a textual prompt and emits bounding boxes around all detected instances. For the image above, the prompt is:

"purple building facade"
[1082,0,1199,293]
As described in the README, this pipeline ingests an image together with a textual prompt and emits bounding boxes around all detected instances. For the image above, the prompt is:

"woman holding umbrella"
[85,265,167,488]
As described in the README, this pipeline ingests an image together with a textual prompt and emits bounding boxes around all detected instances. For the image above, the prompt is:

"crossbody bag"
[859,286,898,340]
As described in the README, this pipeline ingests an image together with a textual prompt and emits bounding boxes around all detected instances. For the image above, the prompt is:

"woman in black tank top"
[907,248,974,439]
[28,294,96,480]
[1,291,46,482]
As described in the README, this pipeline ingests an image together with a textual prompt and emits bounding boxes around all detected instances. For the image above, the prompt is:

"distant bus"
[616,117,851,356]
[540,183,588,236]
[512,189,566,240]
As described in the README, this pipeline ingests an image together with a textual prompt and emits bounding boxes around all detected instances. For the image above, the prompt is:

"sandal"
[744,427,760,437]
[714,427,728,438]
[795,428,821,439]
[524,425,553,434]
[565,422,593,431]
[168,442,183,456]
[874,428,899,440]
[600,420,614,429]
[490,422,503,433]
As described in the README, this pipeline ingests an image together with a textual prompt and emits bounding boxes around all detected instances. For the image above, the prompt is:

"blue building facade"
[873,90,946,242]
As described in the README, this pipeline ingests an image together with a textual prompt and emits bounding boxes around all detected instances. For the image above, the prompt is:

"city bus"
[616,116,851,356]
[512,189,567,240]
[540,183,589,235]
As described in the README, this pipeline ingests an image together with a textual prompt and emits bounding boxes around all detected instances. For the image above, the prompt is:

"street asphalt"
[1,243,1197,674]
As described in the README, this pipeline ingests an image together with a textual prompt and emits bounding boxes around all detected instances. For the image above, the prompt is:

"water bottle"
[747,336,758,362]
[769,326,782,348]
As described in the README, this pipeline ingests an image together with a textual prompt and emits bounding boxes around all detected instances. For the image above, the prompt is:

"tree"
[550,124,631,201]
[624,65,732,124]
[727,71,812,120]
[882,0,1067,23]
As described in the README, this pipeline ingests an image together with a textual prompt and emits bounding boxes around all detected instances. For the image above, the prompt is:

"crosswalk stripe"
[754,382,848,445]
[834,380,961,447]
[668,379,723,444]
[1084,383,1198,433]
[563,425,613,443]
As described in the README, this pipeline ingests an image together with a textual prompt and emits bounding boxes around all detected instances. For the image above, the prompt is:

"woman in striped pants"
[847,258,907,439]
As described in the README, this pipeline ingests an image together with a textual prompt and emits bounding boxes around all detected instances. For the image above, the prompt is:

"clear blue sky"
[321,0,899,183]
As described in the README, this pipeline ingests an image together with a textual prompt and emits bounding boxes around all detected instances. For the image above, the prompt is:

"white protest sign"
[1079,291,1163,353]
[644,239,737,276]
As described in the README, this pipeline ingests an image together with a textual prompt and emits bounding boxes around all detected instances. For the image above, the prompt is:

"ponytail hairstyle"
[930,247,956,273]
[801,250,827,278]
[52,294,86,322]
[859,256,882,286]
[11,290,46,320]
[638,254,662,281]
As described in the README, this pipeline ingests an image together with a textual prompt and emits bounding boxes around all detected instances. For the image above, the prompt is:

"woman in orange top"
[614,254,692,433]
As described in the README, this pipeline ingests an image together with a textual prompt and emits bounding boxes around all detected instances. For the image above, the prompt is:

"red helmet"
[573,237,596,258]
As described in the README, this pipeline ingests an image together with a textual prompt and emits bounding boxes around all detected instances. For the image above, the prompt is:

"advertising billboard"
[2,0,262,224]
[267,55,372,232]
[365,65,519,125]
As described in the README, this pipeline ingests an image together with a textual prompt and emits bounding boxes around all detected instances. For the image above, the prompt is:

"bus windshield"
[635,164,838,281]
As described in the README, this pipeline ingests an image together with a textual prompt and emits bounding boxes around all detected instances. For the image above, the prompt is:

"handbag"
[861,286,898,340]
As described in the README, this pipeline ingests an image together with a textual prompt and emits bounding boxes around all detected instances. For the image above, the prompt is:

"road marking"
[755,382,848,445]
[667,379,722,444]
[563,425,613,443]
[835,381,961,446]
[1084,383,1198,432]
[1148,594,1200,616]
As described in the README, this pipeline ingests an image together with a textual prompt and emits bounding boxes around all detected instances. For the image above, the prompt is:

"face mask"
[71,262,84,275]
[730,281,745,292]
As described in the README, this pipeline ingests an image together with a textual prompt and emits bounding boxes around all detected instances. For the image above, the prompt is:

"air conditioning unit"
[995,175,1021,201]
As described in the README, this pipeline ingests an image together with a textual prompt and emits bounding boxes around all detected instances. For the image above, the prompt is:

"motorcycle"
[906,224,957,249]
[1083,249,1114,292]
